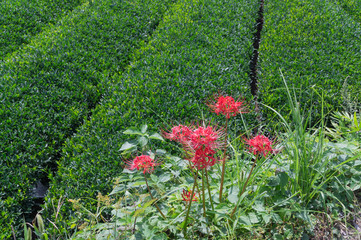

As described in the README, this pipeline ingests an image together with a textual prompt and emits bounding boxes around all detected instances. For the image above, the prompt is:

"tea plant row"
[0,0,173,237]
[258,0,361,123]
[0,0,86,59]
[337,0,361,22]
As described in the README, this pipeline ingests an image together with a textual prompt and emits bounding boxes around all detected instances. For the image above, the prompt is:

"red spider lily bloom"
[190,147,217,170]
[190,126,224,150]
[207,95,249,119]
[162,124,192,145]
[127,155,159,174]
[245,135,275,157]
[163,123,224,170]
[182,189,198,202]
[163,124,225,151]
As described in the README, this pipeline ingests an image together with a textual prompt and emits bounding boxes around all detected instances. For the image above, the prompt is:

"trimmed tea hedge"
[45,0,259,233]
[0,0,173,237]
[258,0,361,124]
[0,0,86,59]
[338,0,361,22]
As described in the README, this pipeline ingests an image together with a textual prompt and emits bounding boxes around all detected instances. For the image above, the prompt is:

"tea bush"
[0,0,86,59]
[258,0,361,125]
[0,0,173,236]
[337,0,361,22]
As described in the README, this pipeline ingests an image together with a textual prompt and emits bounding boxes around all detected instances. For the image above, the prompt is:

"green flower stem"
[205,169,215,212]
[188,161,201,194]
[230,155,258,218]
[201,169,206,218]
[183,173,198,236]
[144,174,167,219]
[219,117,229,202]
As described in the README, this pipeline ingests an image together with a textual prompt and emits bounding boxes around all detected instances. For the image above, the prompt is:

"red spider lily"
[245,135,275,157]
[207,95,249,119]
[126,155,159,174]
[190,147,217,170]
[190,126,223,150]
[162,124,192,145]
[182,189,198,202]
[163,124,225,170]
[163,124,224,151]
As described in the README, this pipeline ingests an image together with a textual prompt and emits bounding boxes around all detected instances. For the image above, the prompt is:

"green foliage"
[69,112,361,239]
[337,0,361,22]
[1,0,174,236]
[45,0,258,236]
[264,76,361,205]
[327,111,361,142]
[0,0,86,59]
[258,0,361,126]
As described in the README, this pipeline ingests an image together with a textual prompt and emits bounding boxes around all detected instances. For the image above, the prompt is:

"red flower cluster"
[127,155,159,174]
[163,124,224,170]
[182,189,198,202]
[207,95,248,119]
[162,124,192,145]
[245,135,275,157]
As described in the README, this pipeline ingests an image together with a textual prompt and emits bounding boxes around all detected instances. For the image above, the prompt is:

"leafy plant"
[68,90,361,239]
[264,73,361,205]
[258,0,361,127]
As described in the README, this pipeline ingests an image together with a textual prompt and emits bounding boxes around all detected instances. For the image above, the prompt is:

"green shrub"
[258,0,361,126]
[44,0,259,236]
[337,0,361,22]
[0,0,173,236]
[0,0,86,59]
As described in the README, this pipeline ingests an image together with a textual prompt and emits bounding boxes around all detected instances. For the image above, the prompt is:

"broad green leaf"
[267,176,280,186]
[249,212,259,224]
[123,127,143,135]
[252,201,265,212]
[154,233,168,240]
[133,208,145,218]
[138,136,148,147]
[261,213,272,224]
[227,186,239,204]
[155,149,167,155]
[143,224,155,239]
[122,168,136,174]
[238,214,251,225]
[159,173,172,183]
[141,124,148,134]
[109,185,126,196]
[149,133,164,141]
[271,212,283,223]
[150,174,159,182]
[142,198,157,209]
[119,142,137,151]
[131,181,146,187]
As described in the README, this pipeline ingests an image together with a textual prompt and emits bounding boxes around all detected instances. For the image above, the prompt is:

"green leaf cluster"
[0,0,86,59]
[337,0,361,23]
